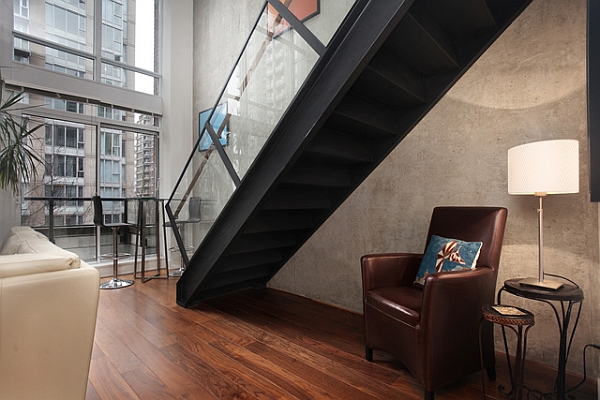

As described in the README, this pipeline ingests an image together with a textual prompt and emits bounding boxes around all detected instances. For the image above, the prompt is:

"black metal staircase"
[171,0,532,307]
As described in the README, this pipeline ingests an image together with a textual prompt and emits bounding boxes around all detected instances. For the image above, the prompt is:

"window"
[14,0,29,18]
[101,131,122,157]
[9,1,161,261]
[45,154,84,178]
[45,123,85,149]
[8,0,163,260]
[13,0,160,94]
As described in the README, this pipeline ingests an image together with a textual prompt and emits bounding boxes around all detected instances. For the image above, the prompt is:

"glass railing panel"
[168,145,237,253]
[121,197,160,258]
[221,6,320,180]
[23,199,98,262]
[23,197,161,263]
[168,0,361,261]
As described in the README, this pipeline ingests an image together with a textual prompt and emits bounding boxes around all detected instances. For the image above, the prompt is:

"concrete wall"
[269,0,599,377]
[193,0,599,379]
[161,1,194,196]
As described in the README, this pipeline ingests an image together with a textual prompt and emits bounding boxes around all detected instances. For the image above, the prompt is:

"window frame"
[1,0,162,116]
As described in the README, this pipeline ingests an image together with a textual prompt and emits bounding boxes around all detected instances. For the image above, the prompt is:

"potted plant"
[0,80,45,196]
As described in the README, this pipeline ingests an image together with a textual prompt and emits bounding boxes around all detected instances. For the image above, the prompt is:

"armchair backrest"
[425,206,508,272]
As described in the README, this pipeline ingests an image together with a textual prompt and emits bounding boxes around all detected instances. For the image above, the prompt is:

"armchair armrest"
[419,266,495,337]
[361,253,423,293]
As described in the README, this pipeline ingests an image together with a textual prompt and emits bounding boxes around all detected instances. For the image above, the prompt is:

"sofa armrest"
[0,265,100,400]
[0,253,78,278]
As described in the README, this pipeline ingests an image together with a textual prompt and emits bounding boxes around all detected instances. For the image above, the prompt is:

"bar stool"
[93,195,134,289]
[479,304,535,400]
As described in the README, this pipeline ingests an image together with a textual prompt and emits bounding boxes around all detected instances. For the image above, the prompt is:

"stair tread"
[262,187,332,210]
[353,52,426,109]
[384,9,459,76]
[327,95,398,137]
[243,210,314,234]
[304,129,373,164]
[422,0,497,38]
[282,162,352,188]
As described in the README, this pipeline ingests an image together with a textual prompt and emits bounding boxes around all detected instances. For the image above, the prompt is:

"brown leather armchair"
[361,206,508,400]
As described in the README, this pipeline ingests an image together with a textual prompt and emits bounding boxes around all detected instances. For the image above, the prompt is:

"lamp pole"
[536,194,545,285]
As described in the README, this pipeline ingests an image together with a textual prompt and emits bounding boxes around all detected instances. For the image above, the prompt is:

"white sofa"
[0,226,100,400]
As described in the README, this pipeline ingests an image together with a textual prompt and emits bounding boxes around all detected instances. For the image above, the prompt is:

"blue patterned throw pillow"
[414,235,483,286]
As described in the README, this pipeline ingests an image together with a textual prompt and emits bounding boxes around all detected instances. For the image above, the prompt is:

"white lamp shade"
[508,139,579,195]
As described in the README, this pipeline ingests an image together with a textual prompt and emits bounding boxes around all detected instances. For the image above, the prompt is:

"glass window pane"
[12,0,161,260]
[14,0,160,93]
[66,127,77,147]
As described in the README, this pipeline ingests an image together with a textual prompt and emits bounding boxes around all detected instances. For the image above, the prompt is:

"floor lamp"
[507,139,579,290]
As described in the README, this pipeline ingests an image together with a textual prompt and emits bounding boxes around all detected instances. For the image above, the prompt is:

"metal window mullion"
[266,0,326,56]
[13,31,95,61]
[23,108,161,136]
[95,121,101,260]
[101,57,160,79]
[94,0,103,82]
[12,32,159,80]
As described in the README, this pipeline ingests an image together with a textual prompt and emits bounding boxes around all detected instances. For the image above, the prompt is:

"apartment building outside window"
[4,0,161,261]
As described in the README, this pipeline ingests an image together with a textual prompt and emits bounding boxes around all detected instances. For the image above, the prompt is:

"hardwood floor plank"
[246,340,382,400]
[93,318,145,374]
[86,277,597,400]
[108,313,218,399]
[161,342,260,400]
[240,322,416,399]
[204,296,408,384]
[104,285,197,334]
[121,365,180,400]
[85,379,100,400]
[88,353,140,400]
[207,295,362,358]
[212,339,338,400]
[174,329,291,399]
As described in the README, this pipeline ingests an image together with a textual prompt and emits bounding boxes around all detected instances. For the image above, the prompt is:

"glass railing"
[166,0,358,266]
[22,197,162,264]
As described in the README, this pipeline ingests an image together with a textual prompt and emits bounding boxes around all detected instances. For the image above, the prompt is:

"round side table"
[499,278,584,399]
[480,304,535,400]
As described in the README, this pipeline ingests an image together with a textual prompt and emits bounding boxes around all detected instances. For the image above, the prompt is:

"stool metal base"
[100,277,135,290]
[169,267,185,277]
[100,252,131,260]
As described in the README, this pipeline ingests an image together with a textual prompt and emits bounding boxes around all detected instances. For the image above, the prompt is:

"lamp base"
[519,276,564,290]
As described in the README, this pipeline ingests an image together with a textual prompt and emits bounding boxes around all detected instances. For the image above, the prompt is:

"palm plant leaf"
[0,89,46,195]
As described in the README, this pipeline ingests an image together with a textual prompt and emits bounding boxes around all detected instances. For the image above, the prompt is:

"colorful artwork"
[267,0,320,37]
[198,103,228,151]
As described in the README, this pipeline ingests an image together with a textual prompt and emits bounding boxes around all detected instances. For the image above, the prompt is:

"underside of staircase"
[176,0,532,307]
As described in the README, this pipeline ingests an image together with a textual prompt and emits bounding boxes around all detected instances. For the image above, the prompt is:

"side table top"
[482,304,535,327]
[503,278,584,302]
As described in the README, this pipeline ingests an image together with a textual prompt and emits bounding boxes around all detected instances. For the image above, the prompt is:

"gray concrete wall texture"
[195,0,599,379]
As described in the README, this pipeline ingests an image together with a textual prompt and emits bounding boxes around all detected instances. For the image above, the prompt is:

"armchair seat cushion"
[367,286,423,325]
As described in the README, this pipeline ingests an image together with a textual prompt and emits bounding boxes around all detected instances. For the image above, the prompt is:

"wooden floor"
[86,275,597,399]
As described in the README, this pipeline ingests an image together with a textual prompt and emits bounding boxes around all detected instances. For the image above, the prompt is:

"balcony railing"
[22,196,162,263]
